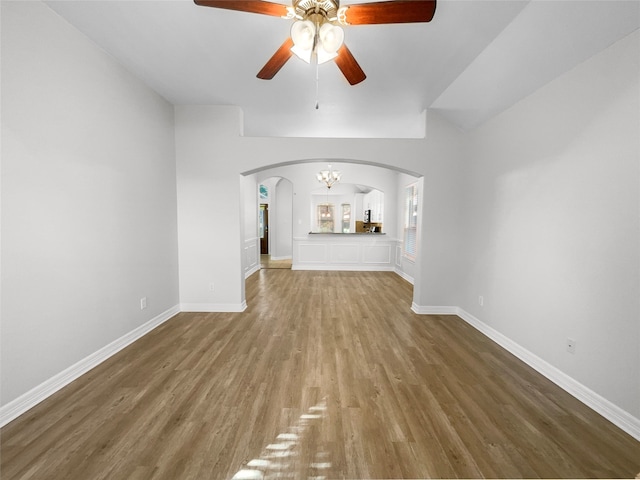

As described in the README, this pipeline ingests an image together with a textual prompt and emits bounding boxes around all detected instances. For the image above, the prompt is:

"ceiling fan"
[194,0,436,85]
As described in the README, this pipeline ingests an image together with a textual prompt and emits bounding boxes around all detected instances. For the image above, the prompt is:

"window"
[341,204,351,233]
[259,204,266,238]
[404,183,418,260]
[316,203,335,232]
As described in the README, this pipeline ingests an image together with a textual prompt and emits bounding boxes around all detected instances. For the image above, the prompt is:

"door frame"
[259,203,269,254]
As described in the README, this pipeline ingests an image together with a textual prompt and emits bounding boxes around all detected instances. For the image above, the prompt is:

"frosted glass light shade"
[291,20,315,63]
[319,23,344,53]
[291,45,312,63]
[291,20,315,50]
[291,20,344,66]
[317,165,341,188]
[316,48,337,65]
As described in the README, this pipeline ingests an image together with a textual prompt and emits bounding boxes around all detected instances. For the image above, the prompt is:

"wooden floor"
[260,254,292,269]
[2,270,639,479]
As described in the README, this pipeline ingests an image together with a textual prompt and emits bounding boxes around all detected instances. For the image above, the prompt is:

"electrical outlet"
[566,338,576,354]
[140,297,147,310]
[479,295,484,307]
[209,283,215,292]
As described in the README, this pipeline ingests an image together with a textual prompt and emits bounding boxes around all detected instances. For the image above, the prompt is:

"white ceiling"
[44,0,639,137]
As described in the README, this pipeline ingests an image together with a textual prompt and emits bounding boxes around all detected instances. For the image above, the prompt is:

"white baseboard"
[180,302,247,313]
[450,307,640,442]
[270,255,292,261]
[245,264,260,278]
[411,304,458,315]
[394,269,414,285]
[0,304,180,428]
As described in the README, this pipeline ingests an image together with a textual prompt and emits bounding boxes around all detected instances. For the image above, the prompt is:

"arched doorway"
[242,159,422,306]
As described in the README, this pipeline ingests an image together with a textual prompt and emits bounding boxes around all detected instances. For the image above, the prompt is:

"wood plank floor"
[2,270,639,479]
[260,255,292,269]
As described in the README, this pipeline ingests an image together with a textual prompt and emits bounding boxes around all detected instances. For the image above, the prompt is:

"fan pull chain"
[315,62,320,110]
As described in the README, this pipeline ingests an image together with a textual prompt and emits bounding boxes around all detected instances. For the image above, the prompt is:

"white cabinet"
[364,189,384,223]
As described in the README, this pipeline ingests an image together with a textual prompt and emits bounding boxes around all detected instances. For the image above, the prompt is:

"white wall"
[1,2,179,406]
[413,110,465,309]
[460,30,640,419]
[175,106,245,311]
[175,109,464,311]
[273,178,293,259]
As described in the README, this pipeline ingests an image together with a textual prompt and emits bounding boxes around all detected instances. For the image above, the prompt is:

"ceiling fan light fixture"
[316,47,338,65]
[291,19,316,50]
[290,19,316,63]
[196,0,439,85]
[291,44,313,63]
[319,22,344,53]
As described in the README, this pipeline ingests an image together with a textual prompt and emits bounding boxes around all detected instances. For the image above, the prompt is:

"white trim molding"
[244,237,259,277]
[293,235,397,271]
[411,305,640,442]
[0,304,181,428]
[180,302,247,313]
[245,264,260,278]
[394,269,414,285]
[411,304,458,315]
[270,255,292,261]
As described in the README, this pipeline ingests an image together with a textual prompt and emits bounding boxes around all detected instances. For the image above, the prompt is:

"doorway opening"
[258,179,293,270]
[260,255,292,269]
[259,203,269,255]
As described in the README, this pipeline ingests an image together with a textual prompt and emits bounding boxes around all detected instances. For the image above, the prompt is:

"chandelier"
[317,164,341,189]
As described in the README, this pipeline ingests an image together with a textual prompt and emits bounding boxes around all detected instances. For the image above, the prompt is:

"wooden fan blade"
[344,0,436,25]
[334,44,366,85]
[257,38,295,80]
[194,0,289,17]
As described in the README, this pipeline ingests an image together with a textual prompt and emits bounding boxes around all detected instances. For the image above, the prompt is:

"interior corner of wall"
[419,109,427,139]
